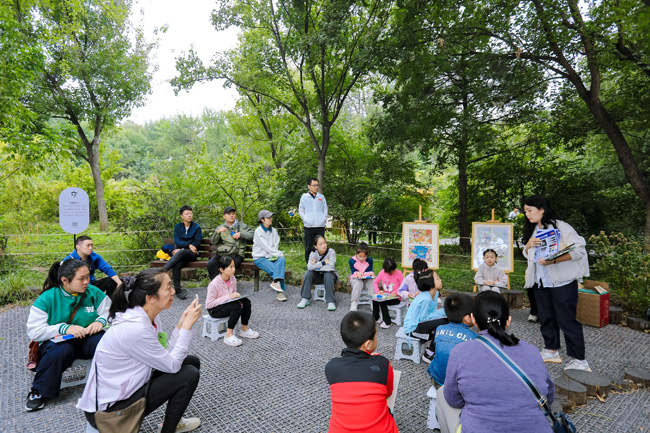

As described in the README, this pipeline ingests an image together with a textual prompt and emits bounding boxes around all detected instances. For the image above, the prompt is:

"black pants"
[162,249,197,290]
[208,297,251,329]
[303,227,325,263]
[207,254,244,280]
[527,286,538,315]
[85,355,201,433]
[372,298,401,325]
[414,318,449,351]
[93,277,118,297]
[535,280,585,360]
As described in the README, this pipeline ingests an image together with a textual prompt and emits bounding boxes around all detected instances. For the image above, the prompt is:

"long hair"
[472,291,519,346]
[521,195,559,244]
[42,259,89,292]
[109,268,166,319]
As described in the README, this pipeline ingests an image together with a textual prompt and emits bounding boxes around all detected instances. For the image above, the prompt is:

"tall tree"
[172,0,393,188]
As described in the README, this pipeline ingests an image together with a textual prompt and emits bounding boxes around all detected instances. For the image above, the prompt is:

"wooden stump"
[179,268,197,279]
[564,369,611,398]
[624,367,650,388]
[626,317,650,332]
[551,395,574,413]
[555,376,587,406]
[608,306,624,325]
[503,289,524,309]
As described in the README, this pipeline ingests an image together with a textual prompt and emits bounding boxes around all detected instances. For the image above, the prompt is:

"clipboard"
[387,370,401,411]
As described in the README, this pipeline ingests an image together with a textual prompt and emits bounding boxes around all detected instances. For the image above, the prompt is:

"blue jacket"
[348,256,374,274]
[173,222,203,249]
[403,290,446,334]
[299,192,328,228]
[65,250,117,282]
[427,322,477,385]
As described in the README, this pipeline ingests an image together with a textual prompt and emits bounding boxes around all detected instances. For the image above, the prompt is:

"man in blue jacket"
[162,205,202,299]
[65,236,122,296]
[298,177,328,263]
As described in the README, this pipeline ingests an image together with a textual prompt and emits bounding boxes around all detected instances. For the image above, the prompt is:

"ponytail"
[213,255,234,277]
[109,268,166,319]
[42,259,88,292]
[473,291,519,346]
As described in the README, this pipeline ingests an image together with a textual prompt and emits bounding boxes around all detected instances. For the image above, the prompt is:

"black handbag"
[477,335,577,433]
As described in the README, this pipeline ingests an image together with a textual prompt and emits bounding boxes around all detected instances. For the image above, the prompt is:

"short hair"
[307,177,319,185]
[340,311,376,348]
[444,293,474,323]
[483,249,497,258]
[355,243,369,255]
[179,205,193,215]
[416,269,435,292]
[75,235,92,246]
[382,257,397,273]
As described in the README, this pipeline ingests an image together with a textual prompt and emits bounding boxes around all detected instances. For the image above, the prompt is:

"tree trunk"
[457,141,471,253]
[87,141,109,231]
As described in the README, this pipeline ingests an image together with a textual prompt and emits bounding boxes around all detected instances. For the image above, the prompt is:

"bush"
[589,232,650,317]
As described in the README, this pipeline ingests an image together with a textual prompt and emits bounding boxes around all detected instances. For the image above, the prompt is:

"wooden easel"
[403,205,427,273]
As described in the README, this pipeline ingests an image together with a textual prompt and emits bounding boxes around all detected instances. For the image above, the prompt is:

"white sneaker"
[327,302,336,311]
[158,416,201,433]
[270,282,283,292]
[276,292,287,301]
[565,359,591,372]
[223,335,242,347]
[540,348,562,363]
[350,301,358,311]
[239,328,259,339]
[528,314,538,322]
[297,298,310,309]
[380,321,391,329]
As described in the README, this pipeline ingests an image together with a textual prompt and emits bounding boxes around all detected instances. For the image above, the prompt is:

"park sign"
[59,187,89,234]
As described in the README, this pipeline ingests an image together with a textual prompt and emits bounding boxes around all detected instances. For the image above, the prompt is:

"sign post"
[59,188,90,247]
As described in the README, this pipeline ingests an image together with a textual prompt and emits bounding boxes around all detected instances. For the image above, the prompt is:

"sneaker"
[422,351,435,364]
[223,335,242,347]
[327,302,336,311]
[540,348,562,363]
[380,321,391,329]
[350,301,358,311]
[158,416,201,433]
[276,292,287,302]
[376,317,383,324]
[528,314,538,322]
[175,289,188,300]
[297,298,310,309]
[25,388,45,411]
[270,282,283,292]
[239,328,259,339]
[565,359,591,372]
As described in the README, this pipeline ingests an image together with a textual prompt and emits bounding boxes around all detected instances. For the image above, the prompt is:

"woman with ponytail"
[25,260,110,412]
[437,291,555,433]
[77,268,203,433]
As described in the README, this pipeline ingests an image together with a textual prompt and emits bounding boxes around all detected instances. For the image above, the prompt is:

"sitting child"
[398,258,425,300]
[298,235,338,311]
[325,311,399,433]
[427,293,477,386]
[474,248,507,293]
[206,256,259,347]
[349,243,375,311]
[402,269,448,363]
[372,257,403,329]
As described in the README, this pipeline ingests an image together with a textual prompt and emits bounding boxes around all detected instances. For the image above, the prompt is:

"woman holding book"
[522,195,590,371]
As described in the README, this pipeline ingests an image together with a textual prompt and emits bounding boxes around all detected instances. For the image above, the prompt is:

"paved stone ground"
[1,281,649,433]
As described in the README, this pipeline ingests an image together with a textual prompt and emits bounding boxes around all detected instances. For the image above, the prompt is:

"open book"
[544,243,575,261]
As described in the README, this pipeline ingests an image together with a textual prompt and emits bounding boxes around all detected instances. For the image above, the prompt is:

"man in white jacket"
[299,177,328,263]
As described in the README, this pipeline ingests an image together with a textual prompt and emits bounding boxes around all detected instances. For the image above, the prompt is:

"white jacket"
[76,306,194,412]
[252,225,283,259]
[523,220,589,288]
[298,192,328,228]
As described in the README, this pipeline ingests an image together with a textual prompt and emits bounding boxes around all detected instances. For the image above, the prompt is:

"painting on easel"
[402,222,439,269]
[471,222,514,273]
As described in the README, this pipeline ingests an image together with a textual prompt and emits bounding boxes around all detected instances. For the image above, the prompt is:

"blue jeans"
[254,257,286,291]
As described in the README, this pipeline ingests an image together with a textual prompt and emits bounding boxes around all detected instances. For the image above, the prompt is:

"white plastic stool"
[427,385,441,430]
[394,326,425,364]
[357,286,372,307]
[313,284,327,302]
[201,315,229,341]
[387,301,407,326]
[60,358,92,389]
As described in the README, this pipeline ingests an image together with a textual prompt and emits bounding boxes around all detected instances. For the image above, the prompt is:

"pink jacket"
[373,269,404,295]
[206,275,237,309]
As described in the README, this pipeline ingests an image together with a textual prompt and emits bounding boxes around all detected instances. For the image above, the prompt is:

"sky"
[126,0,241,124]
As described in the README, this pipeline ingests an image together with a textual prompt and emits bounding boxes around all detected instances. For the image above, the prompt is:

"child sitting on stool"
[474,249,507,293]
[372,257,403,329]
[348,243,375,311]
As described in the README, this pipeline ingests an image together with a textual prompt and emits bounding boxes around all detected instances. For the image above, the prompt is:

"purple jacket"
[444,331,554,433]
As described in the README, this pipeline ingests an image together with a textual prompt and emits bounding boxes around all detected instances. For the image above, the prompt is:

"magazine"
[534,228,560,261]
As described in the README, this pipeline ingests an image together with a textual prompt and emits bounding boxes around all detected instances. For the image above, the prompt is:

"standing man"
[206,206,254,280]
[299,177,328,263]
[64,236,122,296]
[163,205,202,300]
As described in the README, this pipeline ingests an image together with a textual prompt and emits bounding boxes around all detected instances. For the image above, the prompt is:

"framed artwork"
[471,222,514,273]
[402,222,439,269]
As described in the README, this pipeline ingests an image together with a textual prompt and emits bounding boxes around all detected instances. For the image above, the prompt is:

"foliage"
[589,232,650,317]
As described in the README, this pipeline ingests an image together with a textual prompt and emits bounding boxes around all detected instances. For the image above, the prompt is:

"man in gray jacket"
[207,206,254,279]
[298,177,328,263]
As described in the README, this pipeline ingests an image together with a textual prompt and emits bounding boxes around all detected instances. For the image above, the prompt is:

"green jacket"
[211,220,254,257]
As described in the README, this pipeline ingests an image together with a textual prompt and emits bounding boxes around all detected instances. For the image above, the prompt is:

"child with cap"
[252,210,287,301]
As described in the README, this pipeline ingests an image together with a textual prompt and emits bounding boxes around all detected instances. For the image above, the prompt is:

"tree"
[172,0,394,188]
[26,0,153,230]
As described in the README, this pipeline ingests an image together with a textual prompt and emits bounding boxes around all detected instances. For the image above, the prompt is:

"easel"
[473,209,511,292]
[403,205,427,273]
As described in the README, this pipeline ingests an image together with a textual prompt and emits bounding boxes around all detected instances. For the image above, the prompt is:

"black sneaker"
[421,351,435,364]
[25,388,45,411]
[175,289,188,300]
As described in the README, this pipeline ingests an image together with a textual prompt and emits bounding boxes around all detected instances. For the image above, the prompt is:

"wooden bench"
[150,238,291,291]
